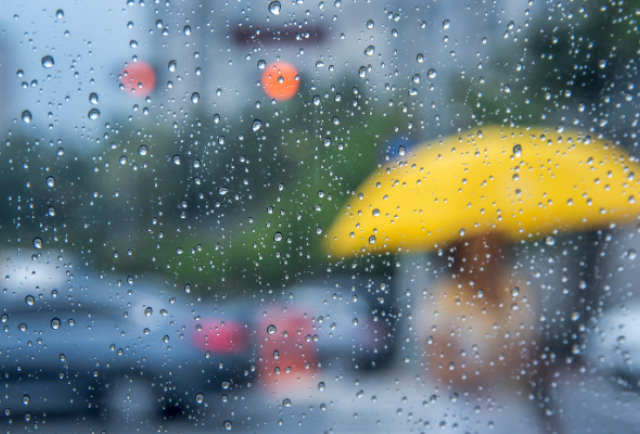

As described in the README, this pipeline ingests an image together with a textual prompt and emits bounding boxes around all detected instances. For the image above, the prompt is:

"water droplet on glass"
[318,382,325,391]
[195,393,204,404]
[89,92,99,104]
[218,187,229,196]
[25,295,35,306]
[33,237,43,249]
[119,155,128,165]
[144,307,153,317]
[252,119,262,132]
[45,176,55,188]
[428,69,436,79]
[172,155,181,165]
[183,25,191,36]
[21,110,32,123]
[364,45,375,56]
[56,9,64,19]
[51,318,61,330]
[369,235,376,244]
[168,60,177,72]
[22,395,29,405]
[223,421,232,431]
[443,19,450,29]
[273,231,283,242]
[267,324,277,335]
[138,145,148,156]
[283,398,292,408]
[416,53,424,63]
[129,40,138,48]
[257,59,266,70]
[88,108,100,120]
[505,144,521,162]
[269,0,281,15]
[41,55,54,68]
[191,92,200,104]
[598,59,607,69]
[545,236,555,246]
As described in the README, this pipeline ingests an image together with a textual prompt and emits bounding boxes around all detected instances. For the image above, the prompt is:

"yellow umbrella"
[325,126,640,256]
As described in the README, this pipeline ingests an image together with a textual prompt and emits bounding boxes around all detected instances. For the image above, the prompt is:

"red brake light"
[193,320,249,354]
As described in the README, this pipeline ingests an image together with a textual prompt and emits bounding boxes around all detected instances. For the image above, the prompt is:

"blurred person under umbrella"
[324,126,640,428]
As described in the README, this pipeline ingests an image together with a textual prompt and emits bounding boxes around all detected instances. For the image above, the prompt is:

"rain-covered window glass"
[1,0,639,433]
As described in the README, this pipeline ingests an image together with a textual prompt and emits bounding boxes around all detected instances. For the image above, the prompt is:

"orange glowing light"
[120,61,156,97]
[261,61,300,101]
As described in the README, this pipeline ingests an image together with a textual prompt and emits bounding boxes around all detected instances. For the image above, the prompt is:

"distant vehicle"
[585,302,640,390]
[256,276,396,388]
[0,252,394,421]
[0,252,256,421]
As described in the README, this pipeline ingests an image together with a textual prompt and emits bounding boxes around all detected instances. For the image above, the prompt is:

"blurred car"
[265,276,396,373]
[0,251,257,421]
[585,301,640,390]
[0,252,393,421]
[582,224,640,388]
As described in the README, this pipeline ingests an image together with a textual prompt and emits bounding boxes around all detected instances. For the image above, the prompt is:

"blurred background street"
[1,0,640,432]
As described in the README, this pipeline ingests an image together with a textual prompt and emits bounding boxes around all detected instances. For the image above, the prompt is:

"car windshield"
[1,0,639,433]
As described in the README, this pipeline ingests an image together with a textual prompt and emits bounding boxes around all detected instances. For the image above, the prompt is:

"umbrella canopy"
[325,126,640,256]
